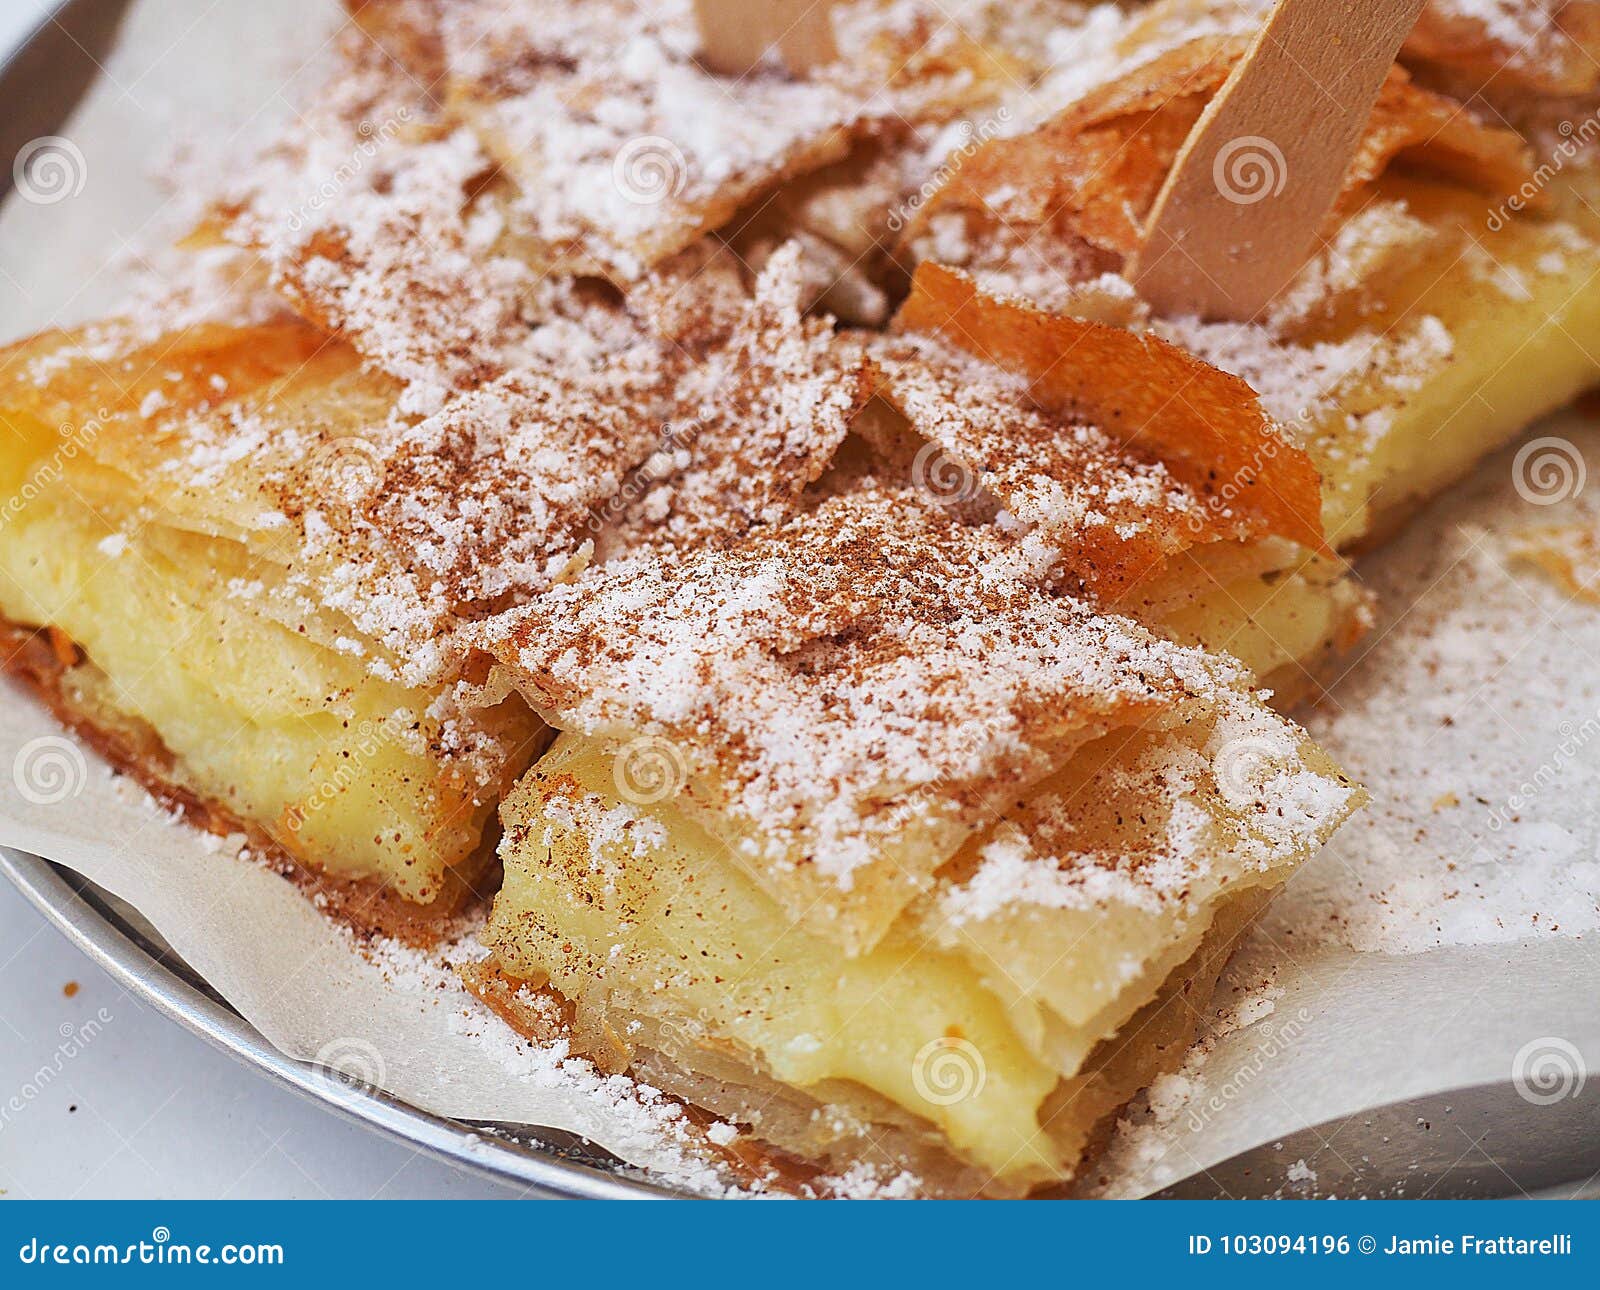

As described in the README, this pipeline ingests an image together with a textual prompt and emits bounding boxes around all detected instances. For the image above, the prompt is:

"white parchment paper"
[1,0,1594,1198]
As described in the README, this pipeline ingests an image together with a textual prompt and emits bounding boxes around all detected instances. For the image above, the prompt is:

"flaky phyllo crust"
[4,0,1599,1194]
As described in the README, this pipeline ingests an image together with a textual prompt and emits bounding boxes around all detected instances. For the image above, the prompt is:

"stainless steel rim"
[0,847,672,1199]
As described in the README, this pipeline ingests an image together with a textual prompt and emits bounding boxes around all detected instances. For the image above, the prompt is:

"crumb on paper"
[1508,525,1600,604]
[1286,1158,1317,1186]
[705,1121,740,1147]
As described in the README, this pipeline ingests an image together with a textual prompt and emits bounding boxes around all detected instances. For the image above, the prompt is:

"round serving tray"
[3,0,1596,1204]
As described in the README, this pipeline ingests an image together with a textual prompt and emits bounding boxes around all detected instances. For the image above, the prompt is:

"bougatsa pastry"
[0,290,550,926]
[471,487,1361,1194]
[874,262,1364,696]
[0,0,1594,1194]
[903,0,1600,552]
[451,0,1597,1195]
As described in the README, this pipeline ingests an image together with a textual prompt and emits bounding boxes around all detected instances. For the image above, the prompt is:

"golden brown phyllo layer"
[3,0,1598,1195]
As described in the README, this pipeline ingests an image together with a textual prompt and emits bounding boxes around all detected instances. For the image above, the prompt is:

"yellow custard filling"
[0,420,535,903]
[487,705,1356,1190]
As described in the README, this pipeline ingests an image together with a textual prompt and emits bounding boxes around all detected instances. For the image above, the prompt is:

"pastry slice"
[472,488,1362,1194]
[898,15,1600,554]
[867,264,1367,698]
[0,234,880,925]
[223,0,1048,403]
[461,243,1368,1193]
[0,287,636,921]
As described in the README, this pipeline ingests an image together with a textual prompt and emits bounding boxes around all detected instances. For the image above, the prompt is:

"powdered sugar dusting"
[1270,427,1600,954]
[485,486,1262,892]
[10,0,1597,1202]
[356,930,753,1198]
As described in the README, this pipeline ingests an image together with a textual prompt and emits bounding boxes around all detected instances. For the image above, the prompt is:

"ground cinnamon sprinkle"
[26,0,1503,913]
[7,0,1594,1200]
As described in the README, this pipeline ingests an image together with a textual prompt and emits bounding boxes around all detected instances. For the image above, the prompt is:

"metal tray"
[3,0,1596,1202]
[0,847,671,1199]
